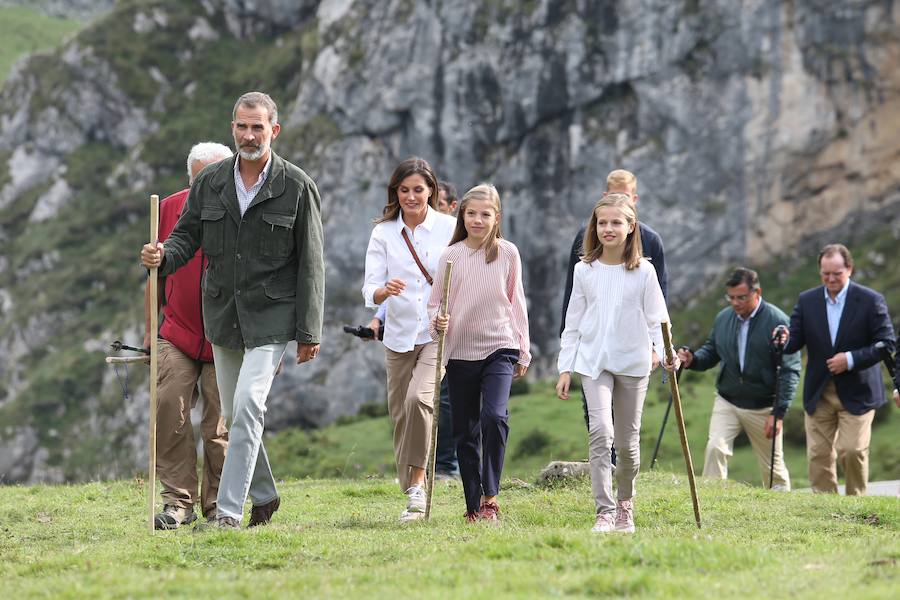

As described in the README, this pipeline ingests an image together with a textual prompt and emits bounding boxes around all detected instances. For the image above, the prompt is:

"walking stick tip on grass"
[660,322,702,529]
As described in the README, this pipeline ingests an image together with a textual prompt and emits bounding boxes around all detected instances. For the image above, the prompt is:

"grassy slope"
[0,474,896,598]
[0,6,81,83]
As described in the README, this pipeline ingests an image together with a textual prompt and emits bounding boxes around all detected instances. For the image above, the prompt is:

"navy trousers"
[447,348,518,513]
[434,378,459,475]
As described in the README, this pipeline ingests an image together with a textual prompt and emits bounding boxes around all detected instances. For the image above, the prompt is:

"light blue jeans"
[212,343,286,521]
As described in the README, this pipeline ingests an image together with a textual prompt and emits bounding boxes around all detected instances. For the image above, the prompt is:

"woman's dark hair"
[376,157,439,223]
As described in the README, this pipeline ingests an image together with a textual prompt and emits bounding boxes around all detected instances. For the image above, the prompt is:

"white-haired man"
[145,142,233,529]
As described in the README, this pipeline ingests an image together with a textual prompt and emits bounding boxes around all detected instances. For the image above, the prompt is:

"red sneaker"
[465,511,478,523]
[477,501,500,522]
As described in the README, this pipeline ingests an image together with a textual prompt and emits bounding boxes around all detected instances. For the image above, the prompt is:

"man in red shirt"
[145,142,233,529]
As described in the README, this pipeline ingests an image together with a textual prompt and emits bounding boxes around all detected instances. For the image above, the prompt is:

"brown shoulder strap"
[401,228,433,286]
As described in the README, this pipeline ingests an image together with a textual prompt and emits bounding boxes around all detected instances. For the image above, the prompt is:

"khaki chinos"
[384,342,439,492]
[703,395,790,490]
[806,381,875,495]
[156,339,228,518]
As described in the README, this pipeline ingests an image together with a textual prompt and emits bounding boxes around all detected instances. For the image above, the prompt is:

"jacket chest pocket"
[261,211,295,258]
[201,207,226,256]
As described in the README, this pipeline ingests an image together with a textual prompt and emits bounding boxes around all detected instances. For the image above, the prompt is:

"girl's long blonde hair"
[448,184,503,263]
[581,193,643,270]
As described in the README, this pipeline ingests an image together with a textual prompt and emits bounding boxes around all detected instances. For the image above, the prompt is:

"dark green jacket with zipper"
[689,300,800,417]
[159,152,325,350]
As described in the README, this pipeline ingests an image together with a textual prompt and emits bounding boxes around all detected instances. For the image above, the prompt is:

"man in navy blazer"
[776,244,894,495]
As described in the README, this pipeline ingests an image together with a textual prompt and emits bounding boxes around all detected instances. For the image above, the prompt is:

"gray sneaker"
[399,485,427,522]
[154,504,197,530]
[193,515,240,532]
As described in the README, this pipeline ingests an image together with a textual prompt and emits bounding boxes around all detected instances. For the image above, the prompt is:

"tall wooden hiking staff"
[661,322,702,529]
[147,194,160,533]
[424,261,453,520]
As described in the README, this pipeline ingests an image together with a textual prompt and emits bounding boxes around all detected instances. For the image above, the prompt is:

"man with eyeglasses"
[677,268,800,489]
[774,244,894,495]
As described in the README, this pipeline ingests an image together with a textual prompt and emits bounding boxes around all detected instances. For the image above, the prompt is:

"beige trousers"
[703,395,790,490]
[156,339,228,518]
[806,381,875,495]
[384,342,439,492]
[583,371,649,515]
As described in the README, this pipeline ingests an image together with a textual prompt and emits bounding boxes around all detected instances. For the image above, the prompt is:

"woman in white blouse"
[556,193,676,535]
[362,157,456,522]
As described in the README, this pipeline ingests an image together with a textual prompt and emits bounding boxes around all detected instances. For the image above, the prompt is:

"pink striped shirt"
[427,239,531,366]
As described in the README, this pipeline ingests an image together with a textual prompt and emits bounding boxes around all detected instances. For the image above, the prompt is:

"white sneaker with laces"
[591,512,616,533]
[399,485,427,522]
[615,499,635,533]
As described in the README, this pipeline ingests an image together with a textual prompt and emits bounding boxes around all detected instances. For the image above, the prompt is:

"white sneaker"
[615,499,635,533]
[399,485,427,522]
[591,512,616,533]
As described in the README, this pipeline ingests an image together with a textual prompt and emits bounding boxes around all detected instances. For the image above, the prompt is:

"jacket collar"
[208,152,286,223]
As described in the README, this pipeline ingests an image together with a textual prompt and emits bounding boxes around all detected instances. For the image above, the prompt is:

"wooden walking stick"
[425,261,453,520]
[661,322,702,529]
[148,194,160,533]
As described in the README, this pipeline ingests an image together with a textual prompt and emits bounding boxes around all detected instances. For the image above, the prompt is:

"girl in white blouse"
[430,184,530,522]
[556,193,675,534]
[362,157,456,522]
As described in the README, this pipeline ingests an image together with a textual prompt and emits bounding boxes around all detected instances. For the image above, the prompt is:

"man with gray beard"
[141,91,325,529]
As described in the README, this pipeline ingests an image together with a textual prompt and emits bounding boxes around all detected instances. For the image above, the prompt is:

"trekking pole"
[769,327,786,490]
[148,194,159,533]
[661,322,702,529]
[650,357,685,469]
[875,341,897,386]
[425,261,453,520]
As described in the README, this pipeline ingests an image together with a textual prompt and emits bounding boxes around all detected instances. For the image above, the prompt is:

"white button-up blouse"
[362,207,457,353]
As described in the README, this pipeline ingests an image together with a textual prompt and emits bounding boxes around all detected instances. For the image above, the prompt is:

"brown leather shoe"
[248,496,281,527]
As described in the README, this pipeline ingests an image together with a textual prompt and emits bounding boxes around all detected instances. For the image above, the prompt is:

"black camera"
[343,325,383,341]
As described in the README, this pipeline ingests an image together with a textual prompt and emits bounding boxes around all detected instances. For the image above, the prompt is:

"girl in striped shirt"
[556,193,676,534]
[429,184,530,522]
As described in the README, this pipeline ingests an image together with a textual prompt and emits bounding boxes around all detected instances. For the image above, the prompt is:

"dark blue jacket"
[560,221,666,336]
[784,281,895,415]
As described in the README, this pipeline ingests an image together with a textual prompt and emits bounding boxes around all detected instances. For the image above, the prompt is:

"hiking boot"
[193,515,240,532]
[615,500,635,533]
[154,504,197,530]
[399,485,427,522]
[477,501,500,522]
[248,496,281,528]
[591,512,616,533]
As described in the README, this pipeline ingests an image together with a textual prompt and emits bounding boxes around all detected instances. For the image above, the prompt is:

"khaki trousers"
[583,371,648,515]
[703,395,790,490]
[156,339,228,518]
[806,381,874,495]
[384,342,438,492]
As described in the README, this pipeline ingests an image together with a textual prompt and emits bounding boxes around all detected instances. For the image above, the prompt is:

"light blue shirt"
[824,280,854,370]
[737,302,762,372]
[233,154,272,216]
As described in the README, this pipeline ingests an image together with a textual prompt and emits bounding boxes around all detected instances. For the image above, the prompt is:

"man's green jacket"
[160,152,325,350]
[689,300,800,417]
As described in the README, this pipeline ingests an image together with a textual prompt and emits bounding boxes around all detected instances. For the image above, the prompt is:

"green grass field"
[0,473,896,598]
[0,6,81,83]
[265,374,899,491]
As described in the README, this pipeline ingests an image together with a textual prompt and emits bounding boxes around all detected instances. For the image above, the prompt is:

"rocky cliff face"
[1,0,898,482]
